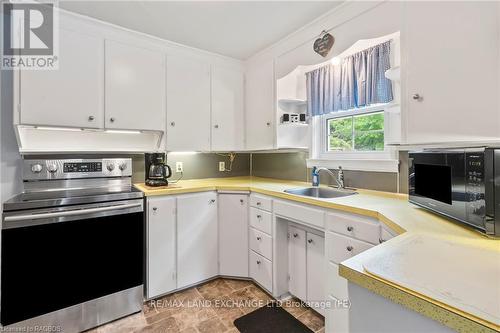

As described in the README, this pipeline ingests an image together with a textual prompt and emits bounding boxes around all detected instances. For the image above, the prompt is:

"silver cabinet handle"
[214,124,219,129]
[256,236,261,241]
[240,199,244,204]
[152,207,157,211]
[347,226,354,232]
[88,116,95,121]
[412,94,421,100]
[109,117,115,122]
[308,239,313,244]
[256,260,261,265]
[346,246,354,252]
[209,199,216,204]
[256,214,262,219]
[266,122,271,126]
[379,238,385,244]
[170,121,175,127]
[293,233,298,238]
[256,202,261,206]
[4,203,142,222]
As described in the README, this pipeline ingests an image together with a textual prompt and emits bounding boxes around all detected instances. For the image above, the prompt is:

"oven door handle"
[4,202,143,222]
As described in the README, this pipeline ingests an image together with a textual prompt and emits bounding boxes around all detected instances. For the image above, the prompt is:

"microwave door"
[409,152,467,223]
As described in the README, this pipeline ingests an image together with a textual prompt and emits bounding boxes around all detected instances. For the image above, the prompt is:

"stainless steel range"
[2,157,144,332]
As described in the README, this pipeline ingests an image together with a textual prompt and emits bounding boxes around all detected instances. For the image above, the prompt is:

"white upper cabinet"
[19,29,104,128]
[211,66,245,151]
[245,59,275,150]
[105,40,166,131]
[166,56,211,151]
[402,1,500,144]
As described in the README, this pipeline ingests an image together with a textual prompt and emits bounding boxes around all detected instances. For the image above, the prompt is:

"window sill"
[306,157,399,173]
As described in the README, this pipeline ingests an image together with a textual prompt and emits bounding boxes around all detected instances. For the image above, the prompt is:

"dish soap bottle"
[312,167,319,187]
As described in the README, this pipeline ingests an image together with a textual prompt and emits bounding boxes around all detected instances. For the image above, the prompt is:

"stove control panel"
[23,158,132,180]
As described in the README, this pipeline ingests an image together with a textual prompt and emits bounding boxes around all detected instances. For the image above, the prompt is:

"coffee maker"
[145,153,172,187]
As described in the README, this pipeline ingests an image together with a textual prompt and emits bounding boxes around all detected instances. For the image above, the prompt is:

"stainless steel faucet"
[314,166,345,189]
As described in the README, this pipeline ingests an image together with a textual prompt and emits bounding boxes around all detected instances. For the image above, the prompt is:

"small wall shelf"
[279,122,309,127]
[278,98,307,106]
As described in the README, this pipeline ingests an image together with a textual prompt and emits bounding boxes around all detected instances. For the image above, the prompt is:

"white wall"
[245,1,402,79]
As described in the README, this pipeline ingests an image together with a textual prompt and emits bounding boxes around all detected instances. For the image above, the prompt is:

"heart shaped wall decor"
[313,32,334,57]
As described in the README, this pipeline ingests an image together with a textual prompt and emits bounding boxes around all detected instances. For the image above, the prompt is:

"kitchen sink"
[284,187,357,199]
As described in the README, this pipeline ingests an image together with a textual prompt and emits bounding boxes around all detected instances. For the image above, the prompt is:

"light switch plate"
[176,162,183,173]
[219,161,225,172]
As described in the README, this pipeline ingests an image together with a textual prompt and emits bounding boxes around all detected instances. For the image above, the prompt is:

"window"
[327,111,384,152]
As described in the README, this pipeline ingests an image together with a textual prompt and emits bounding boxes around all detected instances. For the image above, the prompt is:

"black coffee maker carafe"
[145,153,172,187]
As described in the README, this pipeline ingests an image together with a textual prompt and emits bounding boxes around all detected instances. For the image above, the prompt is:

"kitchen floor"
[88,278,325,333]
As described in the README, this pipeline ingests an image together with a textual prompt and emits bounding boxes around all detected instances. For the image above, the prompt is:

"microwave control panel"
[466,153,486,220]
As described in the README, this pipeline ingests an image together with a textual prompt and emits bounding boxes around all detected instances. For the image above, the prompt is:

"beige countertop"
[134,176,500,332]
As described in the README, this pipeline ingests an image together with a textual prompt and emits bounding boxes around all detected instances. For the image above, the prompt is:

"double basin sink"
[284,186,357,199]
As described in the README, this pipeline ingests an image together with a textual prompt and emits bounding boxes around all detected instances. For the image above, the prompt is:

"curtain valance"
[306,41,393,116]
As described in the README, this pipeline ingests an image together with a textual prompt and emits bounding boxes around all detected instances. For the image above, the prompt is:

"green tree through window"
[328,112,384,151]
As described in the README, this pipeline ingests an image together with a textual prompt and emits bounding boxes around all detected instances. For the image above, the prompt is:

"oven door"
[409,150,467,223]
[1,199,144,326]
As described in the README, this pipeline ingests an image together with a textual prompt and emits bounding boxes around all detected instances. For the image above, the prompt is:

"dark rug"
[233,303,313,333]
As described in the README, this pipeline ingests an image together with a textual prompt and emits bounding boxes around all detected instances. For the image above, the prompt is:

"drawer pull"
[346,246,354,252]
[152,207,157,211]
[257,214,262,219]
[347,226,354,232]
[308,239,313,244]
[256,236,262,241]
[293,233,298,238]
[256,260,261,265]
[256,202,262,206]
[379,238,385,244]
[240,199,244,204]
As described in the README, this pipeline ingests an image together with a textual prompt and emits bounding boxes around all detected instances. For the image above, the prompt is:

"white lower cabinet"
[249,251,273,292]
[288,226,307,301]
[177,192,218,289]
[306,233,325,316]
[218,194,249,277]
[147,196,177,299]
[287,224,325,315]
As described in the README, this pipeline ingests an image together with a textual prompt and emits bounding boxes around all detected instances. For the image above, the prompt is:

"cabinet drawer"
[250,194,272,211]
[249,207,272,235]
[273,200,324,229]
[326,231,373,264]
[249,227,272,260]
[249,250,272,292]
[326,211,380,244]
[326,262,348,300]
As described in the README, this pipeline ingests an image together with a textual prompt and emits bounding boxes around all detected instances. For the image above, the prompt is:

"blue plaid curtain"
[306,41,393,116]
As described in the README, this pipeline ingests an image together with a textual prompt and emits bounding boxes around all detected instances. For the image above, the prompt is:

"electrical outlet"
[175,162,183,173]
[219,161,225,172]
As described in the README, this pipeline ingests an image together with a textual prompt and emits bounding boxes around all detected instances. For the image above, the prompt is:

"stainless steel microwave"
[409,148,499,237]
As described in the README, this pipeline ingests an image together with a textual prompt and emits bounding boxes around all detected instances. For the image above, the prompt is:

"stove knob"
[31,164,43,173]
[119,163,127,171]
[47,164,58,173]
[106,163,115,171]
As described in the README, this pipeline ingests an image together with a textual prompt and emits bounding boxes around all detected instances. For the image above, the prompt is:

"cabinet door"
[166,56,211,151]
[147,196,176,299]
[20,29,104,128]
[245,60,275,150]
[177,192,218,288]
[403,1,499,144]
[288,226,307,301]
[105,40,165,131]
[307,232,325,316]
[219,194,248,277]
[211,66,244,151]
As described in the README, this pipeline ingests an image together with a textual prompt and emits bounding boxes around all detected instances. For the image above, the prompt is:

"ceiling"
[58,1,342,60]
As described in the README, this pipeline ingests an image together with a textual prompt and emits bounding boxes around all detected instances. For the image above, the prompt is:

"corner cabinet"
[18,29,104,128]
[166,56,211,151]
[211,66,245,151]
[401,1,500,144]
[177,192,218,289]
[105,40,166,131]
